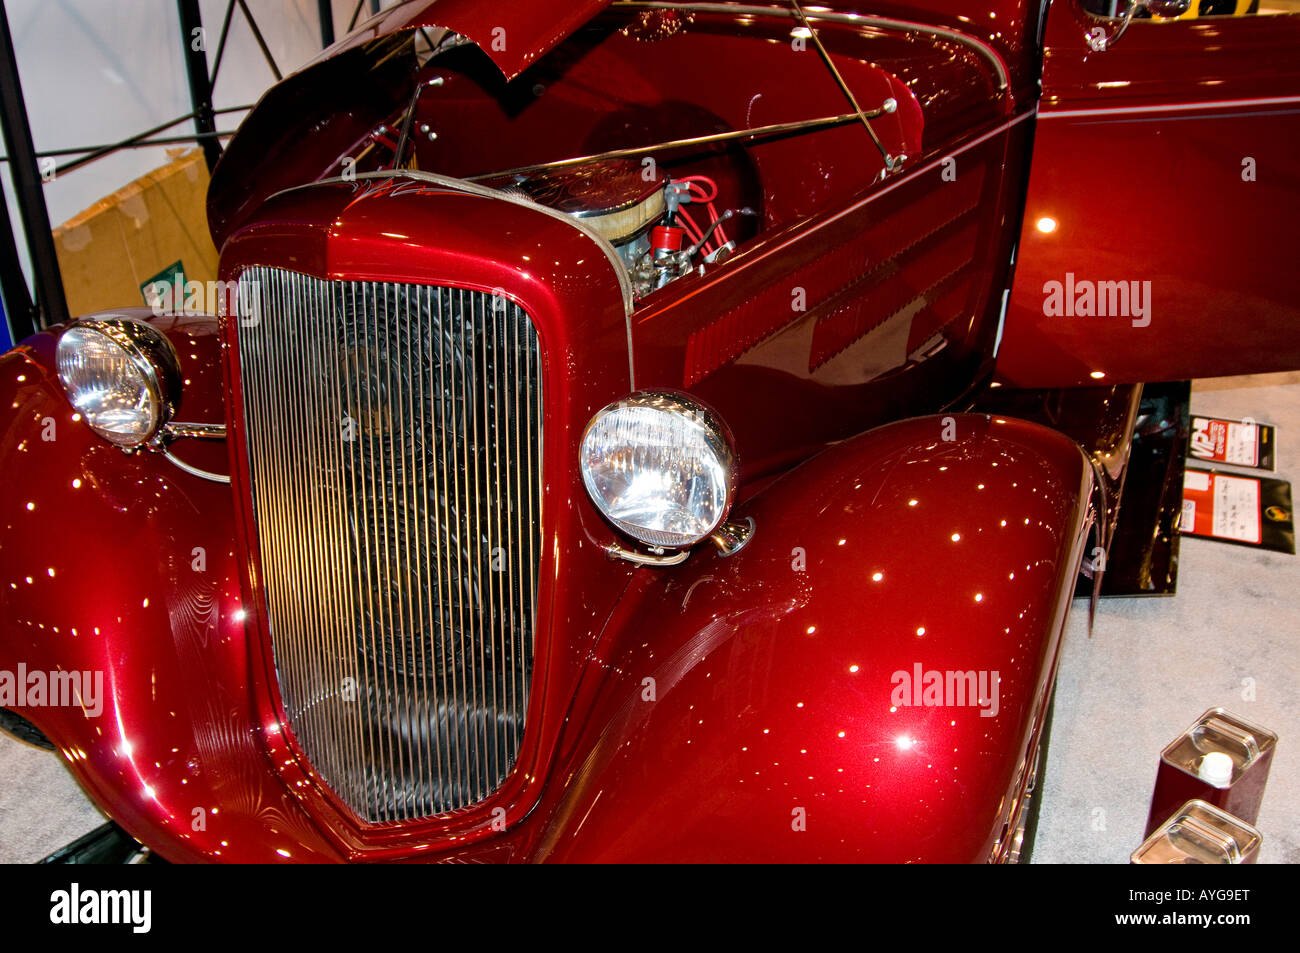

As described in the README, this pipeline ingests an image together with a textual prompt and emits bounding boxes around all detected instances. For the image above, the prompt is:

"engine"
[482,158,752,300]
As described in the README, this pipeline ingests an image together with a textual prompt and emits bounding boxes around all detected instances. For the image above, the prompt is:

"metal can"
[1144,707,1277,837]
[1132,799,1262,864]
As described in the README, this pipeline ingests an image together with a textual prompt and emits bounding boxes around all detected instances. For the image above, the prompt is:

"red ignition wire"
[676,206,710,255]
[681,175,730,249]
[681,175,718,203]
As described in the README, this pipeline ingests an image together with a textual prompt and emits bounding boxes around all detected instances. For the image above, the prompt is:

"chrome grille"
[235,266,541,823]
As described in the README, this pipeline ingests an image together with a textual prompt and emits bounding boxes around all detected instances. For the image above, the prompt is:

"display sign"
[1188,415,1276,471]
[1180,467,1295,554]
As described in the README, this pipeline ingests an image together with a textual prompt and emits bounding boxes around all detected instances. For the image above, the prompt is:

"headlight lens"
[580,392,736,549]
[56,318,180,448]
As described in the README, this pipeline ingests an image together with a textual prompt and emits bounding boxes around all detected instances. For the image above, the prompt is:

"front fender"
[0,314,342,862]
[528,413,1095,863]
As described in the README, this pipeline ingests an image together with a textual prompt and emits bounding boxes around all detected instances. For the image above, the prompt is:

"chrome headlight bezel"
[579,390,738,550]
[55,317,182,449]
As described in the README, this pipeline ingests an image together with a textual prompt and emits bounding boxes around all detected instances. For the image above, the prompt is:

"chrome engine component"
[488,159,749,300]
[488,158,666,250]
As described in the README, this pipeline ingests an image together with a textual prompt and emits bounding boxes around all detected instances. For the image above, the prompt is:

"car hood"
[209,0,613,247]
[319,0,614,80]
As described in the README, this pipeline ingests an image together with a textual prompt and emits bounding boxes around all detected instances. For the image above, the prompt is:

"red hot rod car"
[2,0,1298,862]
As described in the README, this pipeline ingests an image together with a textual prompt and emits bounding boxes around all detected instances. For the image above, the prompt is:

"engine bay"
[205,8,1009,308]
[479,158,756,299]
[211,10,945,303]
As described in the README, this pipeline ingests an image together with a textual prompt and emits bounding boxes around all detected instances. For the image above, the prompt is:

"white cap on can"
[1198,751,1234,786]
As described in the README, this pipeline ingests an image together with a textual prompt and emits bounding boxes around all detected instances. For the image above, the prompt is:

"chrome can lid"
[1161,707,1278,788]
[1132,799,1262,864]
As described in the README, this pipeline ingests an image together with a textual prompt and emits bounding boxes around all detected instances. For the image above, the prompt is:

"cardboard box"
[51,148,218,317]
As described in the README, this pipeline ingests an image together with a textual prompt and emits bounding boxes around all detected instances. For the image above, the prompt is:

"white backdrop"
[1,0,398,299]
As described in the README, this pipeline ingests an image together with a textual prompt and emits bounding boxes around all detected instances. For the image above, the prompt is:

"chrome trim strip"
[604,542,691,566]
[463,111,869,181]
[164,421,227,440]
[1039,94,1300,119]
[613,1,1010,91]
[993,287,1011,359]
[161,448,231,484]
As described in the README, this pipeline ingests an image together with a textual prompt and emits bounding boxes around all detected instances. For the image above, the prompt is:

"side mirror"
[1087,0,1193,52]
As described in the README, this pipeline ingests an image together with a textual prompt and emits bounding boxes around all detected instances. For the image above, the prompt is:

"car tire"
[0,707,56,751]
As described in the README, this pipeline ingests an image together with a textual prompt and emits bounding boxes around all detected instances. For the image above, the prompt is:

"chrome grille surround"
[235,267,541,824]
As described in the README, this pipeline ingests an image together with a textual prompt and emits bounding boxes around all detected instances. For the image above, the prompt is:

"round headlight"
[580,391,737,549]
[56,318,181,448]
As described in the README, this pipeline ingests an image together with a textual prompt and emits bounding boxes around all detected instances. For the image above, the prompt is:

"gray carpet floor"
[1,373,1295,864]
[0,731,105,863]
[1035,371,1300,864]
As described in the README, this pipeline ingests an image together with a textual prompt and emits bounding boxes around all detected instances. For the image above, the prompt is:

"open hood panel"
[209,0,611,245]
[327,0,614,80]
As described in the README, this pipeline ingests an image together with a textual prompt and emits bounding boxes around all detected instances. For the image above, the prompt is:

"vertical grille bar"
[235,268,541,823]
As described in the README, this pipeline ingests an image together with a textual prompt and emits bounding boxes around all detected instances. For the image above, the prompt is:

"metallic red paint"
[209,4,1018,248]
[384,411,1094,862]
[522,413,1097,863]
[317,0,615,81]
[0,315,342,862]
[217,180,649,855]
[996,0,1300,387]
[313,0,1044,94]
[1,377,1092,861]
[4,0,1296,863]
[634,114,1032,480]
[976,384,1144,550]
[207,123,1034,848]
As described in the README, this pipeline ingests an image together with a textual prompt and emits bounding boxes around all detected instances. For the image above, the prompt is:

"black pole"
[0,0,66,331]
[318,0,335,47]
[45,111,195,178]
[234,0,281,81]
[347,0,367,32]
[49,131,236,179]
[0,174,35,340]
[177,0,222,172]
